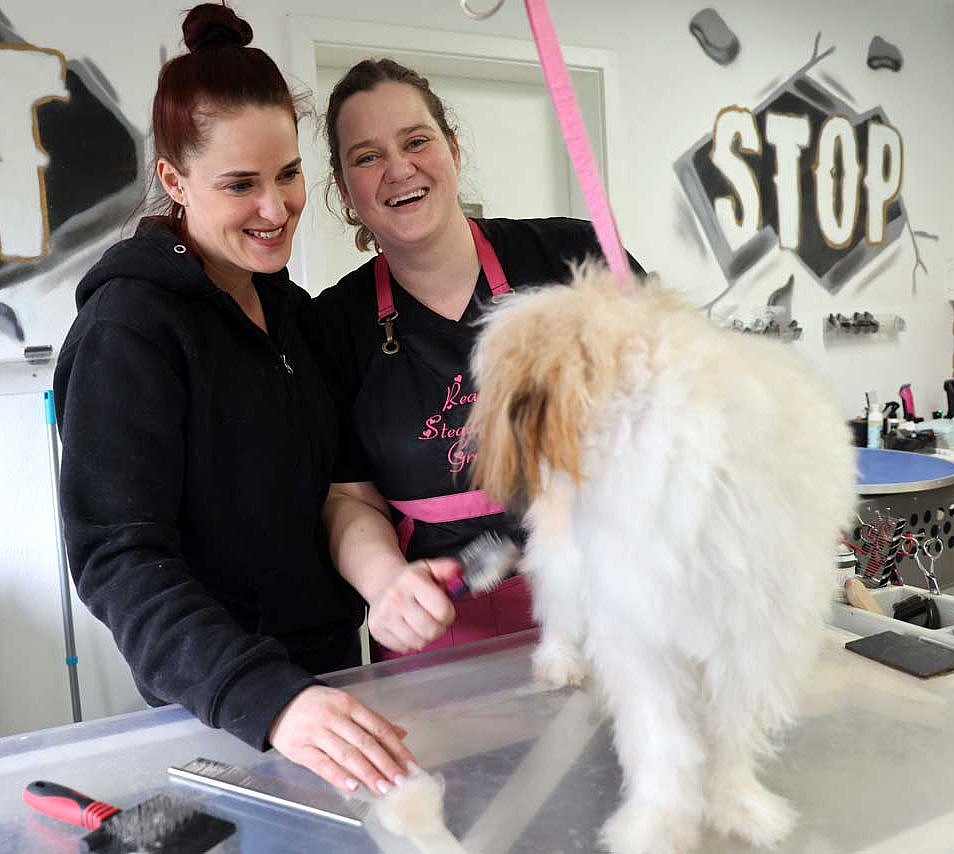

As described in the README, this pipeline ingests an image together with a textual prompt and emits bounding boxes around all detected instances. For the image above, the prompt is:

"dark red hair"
[151,3,297,223]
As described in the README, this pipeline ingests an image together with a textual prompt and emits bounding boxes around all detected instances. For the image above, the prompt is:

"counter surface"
[2,628,954,853]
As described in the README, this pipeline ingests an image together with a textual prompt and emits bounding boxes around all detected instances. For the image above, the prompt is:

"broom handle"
[44,390,82,723]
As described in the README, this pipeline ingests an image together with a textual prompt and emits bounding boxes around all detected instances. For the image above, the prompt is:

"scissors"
[899,532,921,558]
[916,537,944,595]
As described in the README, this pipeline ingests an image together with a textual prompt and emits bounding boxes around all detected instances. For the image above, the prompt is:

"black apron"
[353,219,534,656]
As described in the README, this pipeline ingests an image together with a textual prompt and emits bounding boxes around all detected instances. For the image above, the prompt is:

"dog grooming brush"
[445,531,521,598]
[23,780,235,853]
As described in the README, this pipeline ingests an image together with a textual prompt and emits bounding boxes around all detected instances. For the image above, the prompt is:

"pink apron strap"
[374,253,395,320]
[388,490,506,557]
[389,490,505,524]
[373,219,511,319]
[395,515,415,555]
[467,219,510,298]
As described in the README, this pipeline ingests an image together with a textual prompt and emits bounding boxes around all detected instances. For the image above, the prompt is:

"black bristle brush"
[23,780,235,854]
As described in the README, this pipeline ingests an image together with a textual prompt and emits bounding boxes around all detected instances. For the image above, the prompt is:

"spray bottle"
[866,391,883,449]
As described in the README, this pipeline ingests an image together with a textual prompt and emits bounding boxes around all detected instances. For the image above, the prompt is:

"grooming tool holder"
[829,584,954,648]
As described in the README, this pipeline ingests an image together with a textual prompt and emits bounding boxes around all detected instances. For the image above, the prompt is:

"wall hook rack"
[824,312,906,338]
[723,306,802,341]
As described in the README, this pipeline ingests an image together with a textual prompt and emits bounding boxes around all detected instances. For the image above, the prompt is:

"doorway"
[288,16,618,293]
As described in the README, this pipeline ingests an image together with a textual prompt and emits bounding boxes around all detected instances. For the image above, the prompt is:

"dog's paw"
[599,802,699,854]
[706,781,796,849]
[532,639,587,688]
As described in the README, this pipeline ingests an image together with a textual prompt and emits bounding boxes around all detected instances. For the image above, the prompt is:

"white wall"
[0,0,952,734]
[4,2,953,397]
[0,361,141,735]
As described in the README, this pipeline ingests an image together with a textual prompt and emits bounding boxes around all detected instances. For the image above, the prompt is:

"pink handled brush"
[23,779,234,853]
[445,531,522,598]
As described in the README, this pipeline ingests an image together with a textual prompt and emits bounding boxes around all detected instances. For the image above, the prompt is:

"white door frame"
[286,15,622,293]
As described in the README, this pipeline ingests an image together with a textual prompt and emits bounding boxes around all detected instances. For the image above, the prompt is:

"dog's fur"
[466,266,856,854]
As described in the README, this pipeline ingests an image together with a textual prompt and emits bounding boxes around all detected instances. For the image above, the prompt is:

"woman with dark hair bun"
[53,4,414,798]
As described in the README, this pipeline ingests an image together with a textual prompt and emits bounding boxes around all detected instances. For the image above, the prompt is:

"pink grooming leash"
[522,0,631,291]
[460,0,630,288]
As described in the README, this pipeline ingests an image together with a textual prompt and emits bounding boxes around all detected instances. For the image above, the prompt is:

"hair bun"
[182,3,253,52]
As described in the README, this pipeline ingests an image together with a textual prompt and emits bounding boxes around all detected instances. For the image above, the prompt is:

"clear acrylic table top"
[2,627,954,853]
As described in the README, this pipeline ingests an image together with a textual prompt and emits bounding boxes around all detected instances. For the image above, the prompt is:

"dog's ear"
[468,359,530,505]
[508,376,584,498]
[470,340,586,504]
[518,358,587,495]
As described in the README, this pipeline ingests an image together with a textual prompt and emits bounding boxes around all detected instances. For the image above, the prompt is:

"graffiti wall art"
[678,22,937,305]
[0,8,143,344]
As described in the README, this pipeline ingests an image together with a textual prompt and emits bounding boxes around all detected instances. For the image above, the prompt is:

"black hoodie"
[54,218,365,748]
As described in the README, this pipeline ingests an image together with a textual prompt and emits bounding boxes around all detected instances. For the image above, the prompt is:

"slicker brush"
[445,531,522,598]
[23,780,235,853]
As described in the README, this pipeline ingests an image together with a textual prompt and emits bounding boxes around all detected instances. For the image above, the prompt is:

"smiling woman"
[51,4,415,801]
[333,80,464,266]
[155,106,305,324]
[308,58,645,663]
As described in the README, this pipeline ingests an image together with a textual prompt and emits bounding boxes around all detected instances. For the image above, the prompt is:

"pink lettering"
[442,374,463,412]
[448,437,477,474]
[418,414,442,440]
[417,376,481,454]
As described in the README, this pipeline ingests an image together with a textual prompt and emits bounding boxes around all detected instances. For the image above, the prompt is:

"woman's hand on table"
[367,557,460,653]
[268,685,416,797]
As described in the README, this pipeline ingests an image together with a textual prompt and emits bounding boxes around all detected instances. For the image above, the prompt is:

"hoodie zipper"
[215,288,293,375]
[214,283,331,544]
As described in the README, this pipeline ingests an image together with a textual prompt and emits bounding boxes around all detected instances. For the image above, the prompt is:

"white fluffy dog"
[466,266,856,854]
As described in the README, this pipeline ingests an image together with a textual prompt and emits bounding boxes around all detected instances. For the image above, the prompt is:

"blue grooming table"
[857,447,954,495]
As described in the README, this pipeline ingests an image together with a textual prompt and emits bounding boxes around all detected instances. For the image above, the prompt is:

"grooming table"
[3,628,954,853]
[853,448,954,589]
